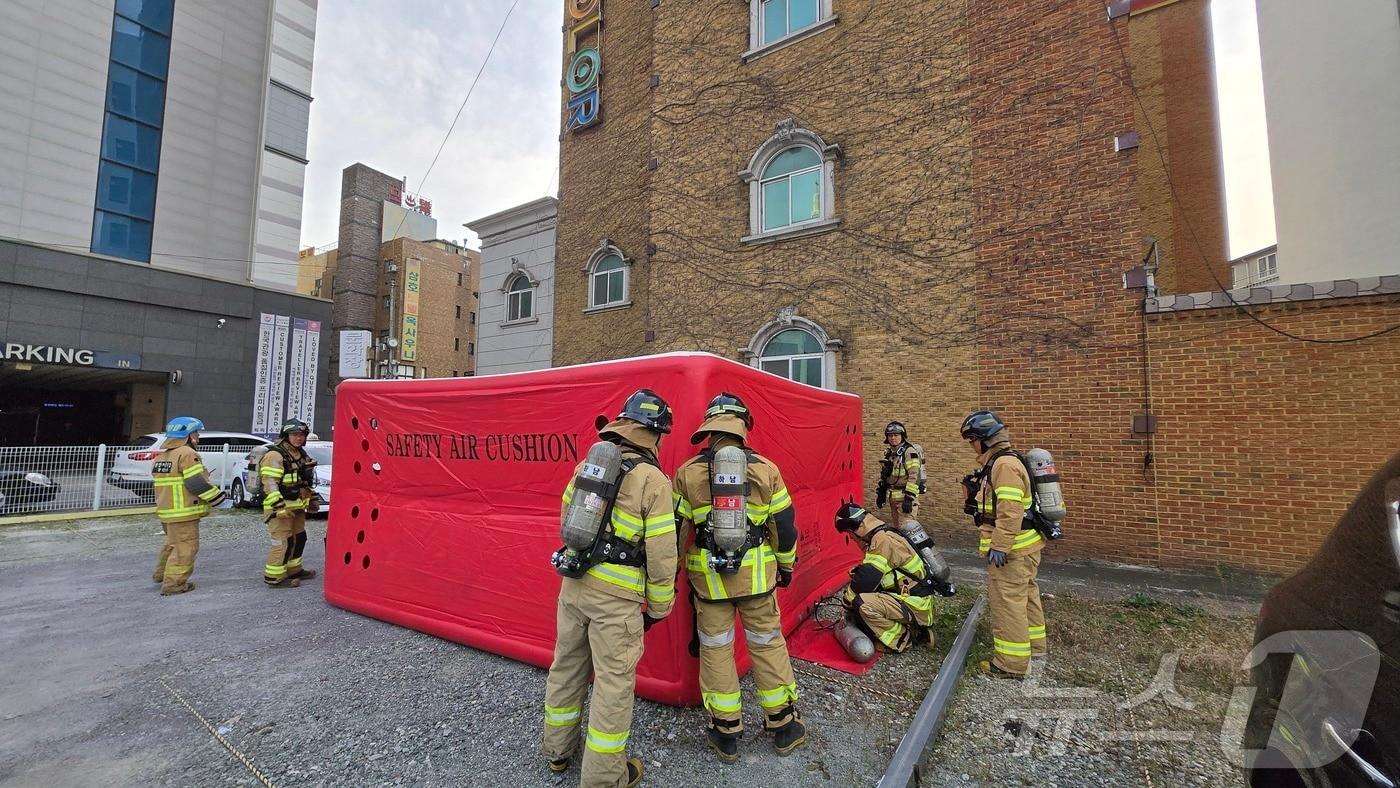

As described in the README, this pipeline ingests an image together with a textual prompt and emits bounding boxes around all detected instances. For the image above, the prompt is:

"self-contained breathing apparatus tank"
[1025,447,1066,540]
[895,519,957,596]
[834,615,876,663]
[706,445,750,574]
[551,441,625,577]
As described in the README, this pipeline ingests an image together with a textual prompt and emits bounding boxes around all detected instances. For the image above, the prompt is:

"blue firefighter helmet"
[165,417,205,439]
[959,410,1006,441]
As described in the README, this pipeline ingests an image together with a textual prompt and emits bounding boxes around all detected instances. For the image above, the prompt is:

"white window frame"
[759,150,824,234]
[1255,252,1278,283]
[504,272,536,325]
[583,240,633,312]
[740,119,841,245]
[740,309,840,389]
[746,0,837,63]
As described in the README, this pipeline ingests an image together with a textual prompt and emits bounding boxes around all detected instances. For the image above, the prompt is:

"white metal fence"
[0,444,248,518]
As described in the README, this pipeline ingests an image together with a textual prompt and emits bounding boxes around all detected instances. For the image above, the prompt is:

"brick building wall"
[1145,287,1400,573]
[967,0,1157,564]
[332,164,401,384]
[379,238,479,378]
[1129,0,1230,295]
[552,0,655,365]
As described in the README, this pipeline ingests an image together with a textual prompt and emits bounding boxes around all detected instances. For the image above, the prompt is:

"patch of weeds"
[1124,592,1161,609]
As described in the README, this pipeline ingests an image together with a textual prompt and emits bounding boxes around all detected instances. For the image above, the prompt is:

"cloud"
[301,0,562,250]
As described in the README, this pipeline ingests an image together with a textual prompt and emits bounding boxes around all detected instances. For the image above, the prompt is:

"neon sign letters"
[565,0,602,132]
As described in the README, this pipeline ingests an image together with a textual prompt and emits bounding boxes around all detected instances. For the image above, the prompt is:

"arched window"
[759,328,825,386]
[590,253,627,309]
[741,119,840,243]
[761,146,823,232]
[506,274,534,322]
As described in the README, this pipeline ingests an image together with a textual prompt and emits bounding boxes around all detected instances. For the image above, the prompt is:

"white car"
[109,432,272,492]
[231,440,333,515]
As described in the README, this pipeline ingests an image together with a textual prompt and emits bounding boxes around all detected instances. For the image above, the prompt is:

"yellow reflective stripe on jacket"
[685,547,776,600]
[195,486,223,503]
[751,544,773,595]
[585,562,645,594]
[769,487,792,513]
[1029,625,1047,640]
[610,508,644,540]
[182,463,207,479]
[646,581,676,605]
[544,704,581,727]
[862,553,897,590]
[702,690,742,714]
[904,482,920,494]
[691,504,713,521]
[757,682,798,710]
[674,494,693,520]
[898,554,924,577]
[585,726,628,754]
[643,511,675,538]
[994,486,1033,509]
[774,546,796,565]
[994,637,1032,656]
[260,466,283,479]
[902,593,933,614]
[1012,529,1042,549]
[745,501,769,524]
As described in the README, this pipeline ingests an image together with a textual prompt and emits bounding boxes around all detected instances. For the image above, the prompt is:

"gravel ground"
[0,512,1258,787]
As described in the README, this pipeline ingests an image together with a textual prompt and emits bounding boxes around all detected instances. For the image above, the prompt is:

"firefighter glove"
[987,549,1008,568]
[876,487,888,509]
[643,613,661,632]
[776,567,793,588]
[901,496,914,514]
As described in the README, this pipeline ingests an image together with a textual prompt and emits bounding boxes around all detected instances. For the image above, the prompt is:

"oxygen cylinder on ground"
[707,446,749,573]
[895,519,952,584]
[1025,448,1066,523]
[553,441,624,576]
[834,615,876,663]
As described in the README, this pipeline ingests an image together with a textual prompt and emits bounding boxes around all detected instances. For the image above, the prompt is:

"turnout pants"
[853,592,930,654]
[154,520,199,591]
[987,551,1047,674]
[264,511,309,582]
[542,580,644,788]
[886,496,919,528]
[696,593,799,735]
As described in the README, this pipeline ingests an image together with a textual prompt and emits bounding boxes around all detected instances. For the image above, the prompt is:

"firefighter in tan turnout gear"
[674,393,806,763]
[961,410,1047,677]
[151,417,226,595]
[543,390,678,788]
[877,421,923,527]
[834,503,936,653]
[260,419,319,587]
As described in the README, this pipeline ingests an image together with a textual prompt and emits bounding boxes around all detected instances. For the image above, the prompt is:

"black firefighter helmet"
[616,389,673,434]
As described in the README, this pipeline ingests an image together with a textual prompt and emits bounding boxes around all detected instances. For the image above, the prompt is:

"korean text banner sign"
[324,352,863,706]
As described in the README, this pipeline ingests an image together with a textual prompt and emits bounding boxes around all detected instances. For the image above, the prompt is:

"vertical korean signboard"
[400,259,421,363]
[252,313,321,435]
[251,313,276,433]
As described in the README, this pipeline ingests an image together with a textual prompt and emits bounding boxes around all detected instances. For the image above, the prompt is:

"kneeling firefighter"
[673,393,806,763]
[542,390,678,788]
[260,419,319,587]
[834,503,954,656]
[151,417,227,595]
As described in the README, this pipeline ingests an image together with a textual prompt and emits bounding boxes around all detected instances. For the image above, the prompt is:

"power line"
[385,0,523,244]
[1107,15,1400,345]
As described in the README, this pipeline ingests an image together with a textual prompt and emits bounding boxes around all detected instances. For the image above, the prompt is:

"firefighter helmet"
[279,419,311,439]
[616,389,673,434]
[835,501,868,533]
[165,417,205,439]
[703,392,752,428]
[885,421,907,438]
[960,410,1005,441]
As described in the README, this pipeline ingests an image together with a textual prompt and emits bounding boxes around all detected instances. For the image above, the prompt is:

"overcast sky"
[299,0,1276,259]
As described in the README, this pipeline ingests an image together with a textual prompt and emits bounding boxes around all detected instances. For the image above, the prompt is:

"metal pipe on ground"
[878,594,987,788]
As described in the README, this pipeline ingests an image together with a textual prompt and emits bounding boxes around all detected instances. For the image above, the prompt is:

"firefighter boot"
[771,712,807,756]
[161,582,195,596]
[625,758,643,788]
[264,575,301,588]
[707,719,740,764]
[547,757,569,774]
[288,568,318,582]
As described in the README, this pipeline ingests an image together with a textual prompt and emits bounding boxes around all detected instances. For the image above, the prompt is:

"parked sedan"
[0,469,59,514]
[1246,449,1400,787]
[230,441,332,516]
[109,432,271,493]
